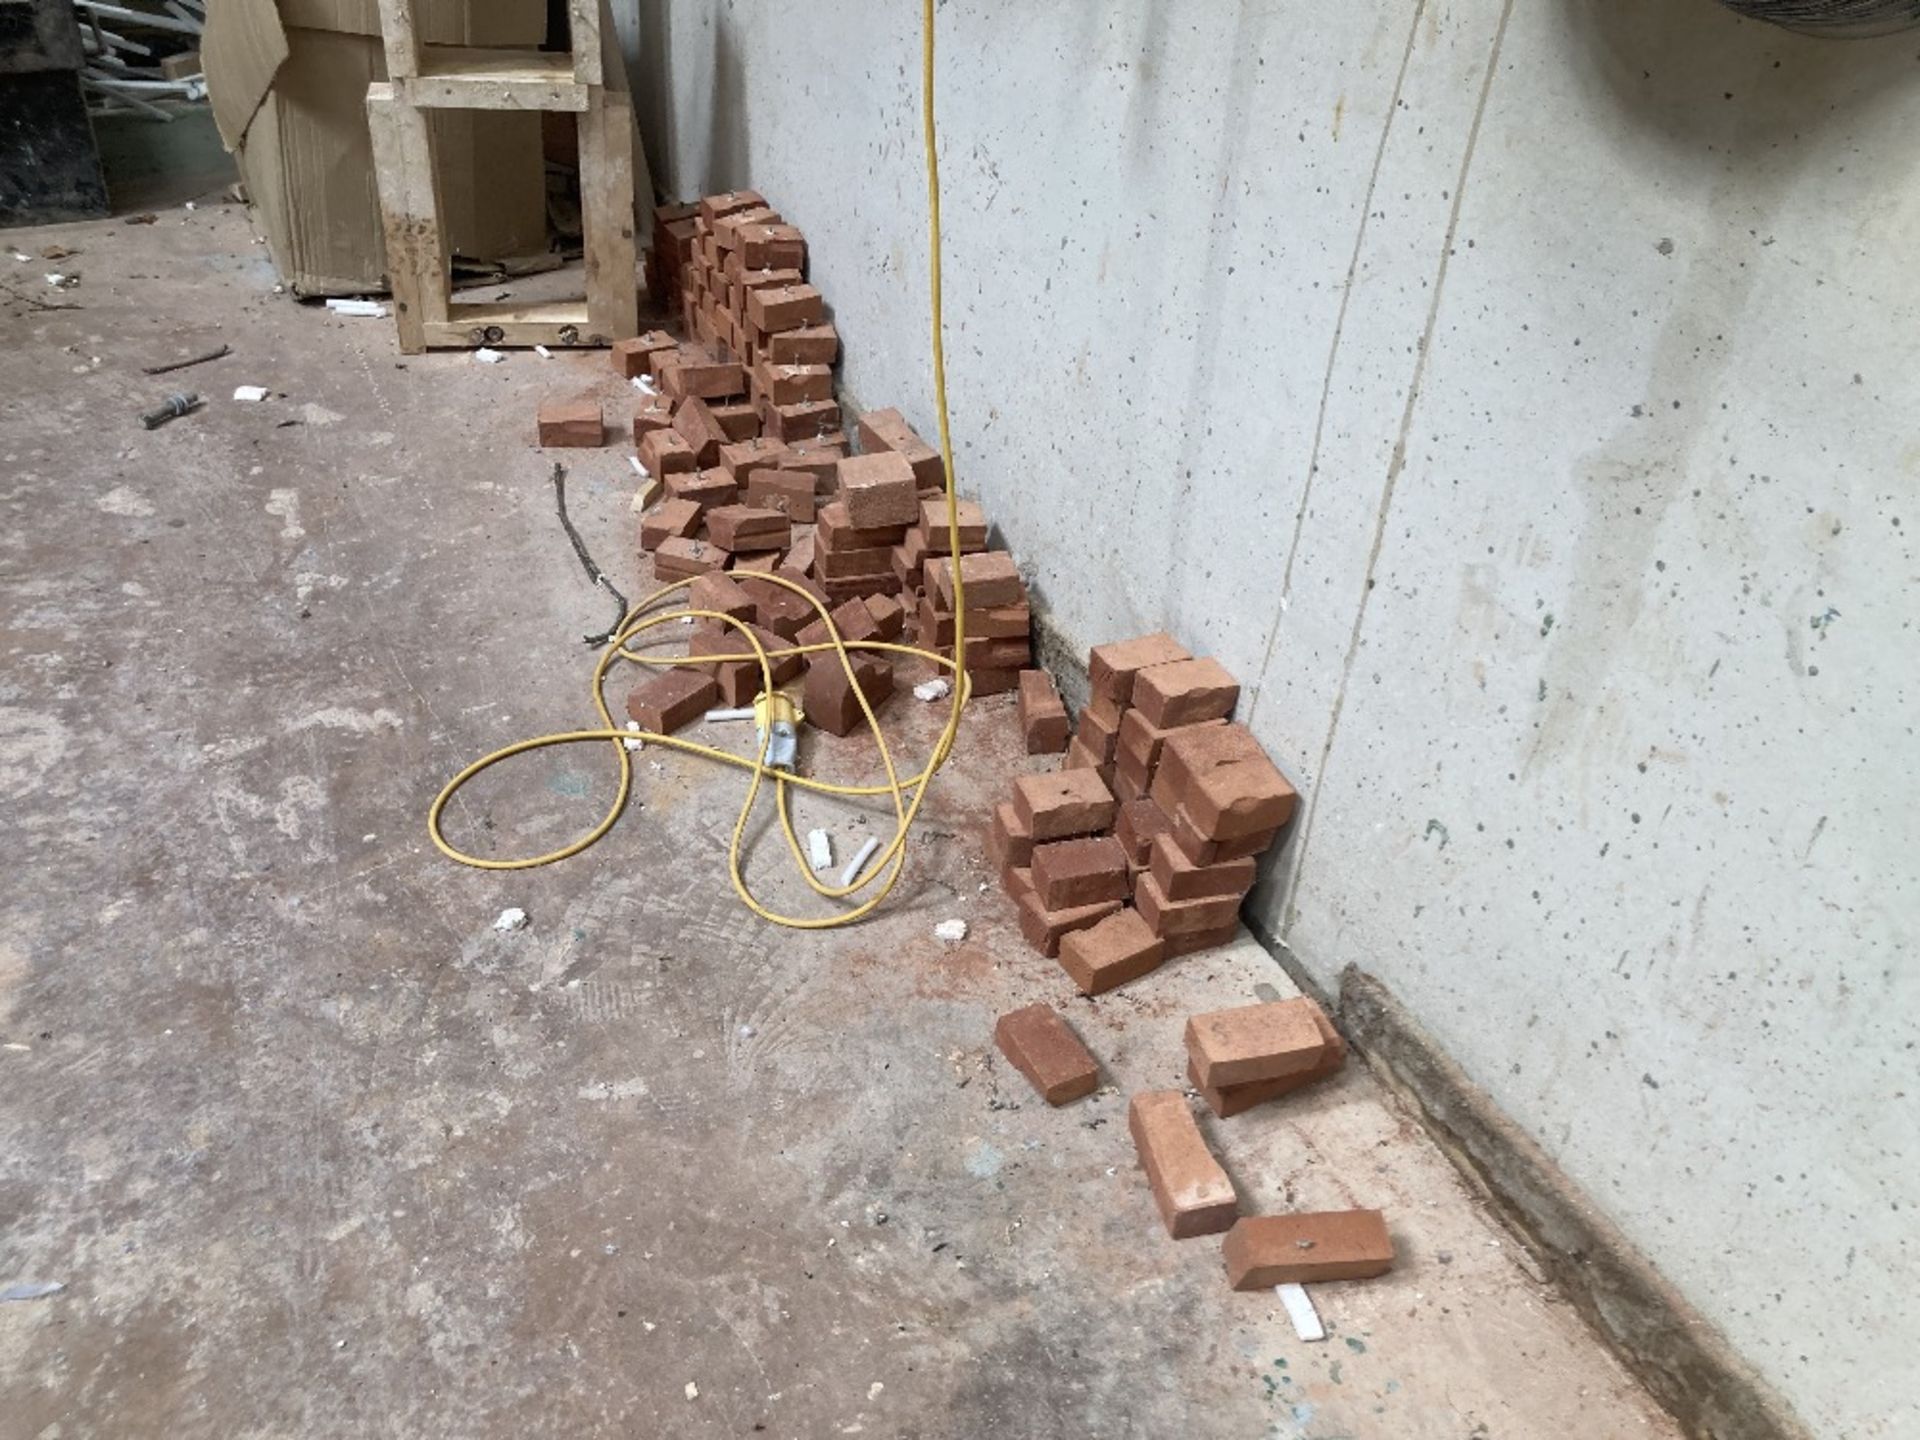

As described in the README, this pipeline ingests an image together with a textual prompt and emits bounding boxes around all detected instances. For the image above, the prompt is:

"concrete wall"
[625,3,1919,1434]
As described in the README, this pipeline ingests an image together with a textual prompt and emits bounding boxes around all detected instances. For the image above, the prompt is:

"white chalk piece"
[534,344,553,359]
[684,1381,699,1401]
[623,720,645,753]
[840,835,882,889]
[807,829,833,871]
[934,918,968,943]
[324,298,388,318]
[912,678,951,702]
[628,456,649,479]
[0,1282,64,1302]
[705,707,755,723]
[632,374,658,394]
[231,385,269,402]
[473,348,505,364]
[492,907,528,932]
[1276,1283,1326,1342]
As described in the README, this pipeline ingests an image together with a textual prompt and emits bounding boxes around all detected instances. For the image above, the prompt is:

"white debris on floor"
[935,918,968,943]
[807,829,833,871]
[493,907,528,932]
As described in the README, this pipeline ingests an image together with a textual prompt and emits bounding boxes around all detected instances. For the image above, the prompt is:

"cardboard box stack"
[990,633,1298,988]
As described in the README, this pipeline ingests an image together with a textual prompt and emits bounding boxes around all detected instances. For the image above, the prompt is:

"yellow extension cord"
[427,0,969,929]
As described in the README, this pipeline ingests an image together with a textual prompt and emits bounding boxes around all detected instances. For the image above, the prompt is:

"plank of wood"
[567,0,603,87]
[579,86,639,344]
[366,84,447,355]
[373,0,418,78]
[403,48,588,111]
[424,301,600,350]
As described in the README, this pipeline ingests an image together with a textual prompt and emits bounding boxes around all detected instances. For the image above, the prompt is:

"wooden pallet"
[365,0,637,353]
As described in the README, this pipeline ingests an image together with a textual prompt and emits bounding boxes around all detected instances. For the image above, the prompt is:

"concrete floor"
[0,206,1683,1440]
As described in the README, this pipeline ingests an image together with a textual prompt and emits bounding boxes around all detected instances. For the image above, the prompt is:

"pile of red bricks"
[990,991,1390,1289]
[594,191,1032,736]
[990,633,1297,987]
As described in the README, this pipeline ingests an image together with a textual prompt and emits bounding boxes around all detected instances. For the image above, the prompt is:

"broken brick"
[1015,888,1122,958]
[987,801,1033,875]
[1134,870,1242,940]
[639,497,702,551]
[1088,633,1189,705]
[803,652,894,736]
[1131,657,1240,729]
[1148,833,1256,902]
[857,407,944,492]
[1030,835,1130,911]
[1057,907,1166,996]
[1018,670,1070,754]
[916,497,987,554]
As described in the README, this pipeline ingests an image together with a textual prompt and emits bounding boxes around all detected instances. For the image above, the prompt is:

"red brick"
[916,497,987,554]
[1057,907,1166,996]
[966,665,1023,697]
[672,396,733,467]
[753,359,832,407]
[653,535,728,582]
[625,667,717,734]
[837,452,920,529]
[1188,1006,1346,1118]
[659,351,747,401]
[1112,766,1147,805]
[1128,1091,1238,1239]
[737,222,805,272]
[711,205,779,248]
[1117,709,1225,771]
[1030,835,1129,911]
[697,189,766,224]
[663,466,738,512]
[1163,921,1240,958]
[537,396,602,447]
[705,504,790,554]
[1162,800,1282,867]
[1182,758,1298,841]
[1131,657,1240,728]
[1088,633,1189,704]
[1015,888,1122,958]
[736,575,817,639]
[926,551,1023,610]
[1076,703,1122,763]
[632,393,675,441]
[758,397,842,443]
[1011,768,1116,842]
[1185,997,1329,1090]
[961,635,1031,671]
[856,407,944,492]
[731,549,786,576]
[611,330,677,379]
[742,466,816,522]
[1222,1211,1394,1289]
[917,600,1031,645]
[639,427,697,477]
[816,500,907,551]
[1148,833,1256,902]
[1113,798,1172,866]
[993,1003,1099,1105]
[706,399,761,441]
[638,497,702,551]
[686,571,756,622]
[1134,869,1241,939]
[767,323,838,366]
[803,652,894,736]
[716,435,789,480]
[863,593,905,640]
[1018,670,1070,754]
[746,283,824,333]
[796,598,881,650]
[987,801,1033,875]
[1062,734,1110,783]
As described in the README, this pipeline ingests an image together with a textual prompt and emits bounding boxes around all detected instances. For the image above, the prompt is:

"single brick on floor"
[1221,1210,1394,1289]
[1057,907,1166,996]
[1088,632,1189,705]
[993,1002,1100,1105]
[1030,835,1129,911]
[625,667,718,734]
[1011,768,1116,842]
[1128,1090,1238,1239]
[537,396,602,447]
[1185,996,1330,1090]
[1017,669,1070,754]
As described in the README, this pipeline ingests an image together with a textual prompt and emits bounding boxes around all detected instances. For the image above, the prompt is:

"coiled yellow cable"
[427,0,968,929]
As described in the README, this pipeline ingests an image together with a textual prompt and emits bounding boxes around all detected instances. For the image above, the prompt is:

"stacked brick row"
[988,633,1297,989]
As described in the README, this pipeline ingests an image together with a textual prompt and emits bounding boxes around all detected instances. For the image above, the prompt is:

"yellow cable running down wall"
[426,0,969,930]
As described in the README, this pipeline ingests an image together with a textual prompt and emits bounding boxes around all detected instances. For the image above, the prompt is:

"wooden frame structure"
[365,0,637,353]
